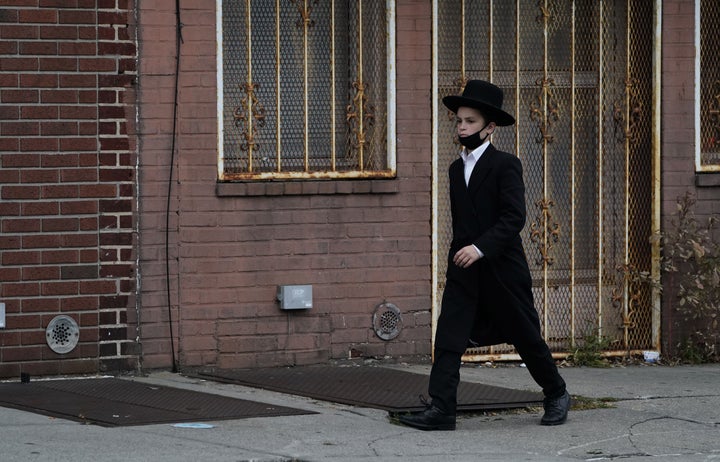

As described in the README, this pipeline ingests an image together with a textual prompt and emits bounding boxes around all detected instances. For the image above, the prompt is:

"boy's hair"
[457,106,492,124]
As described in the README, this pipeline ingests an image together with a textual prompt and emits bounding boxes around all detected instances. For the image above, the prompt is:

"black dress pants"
[428,340,566,414]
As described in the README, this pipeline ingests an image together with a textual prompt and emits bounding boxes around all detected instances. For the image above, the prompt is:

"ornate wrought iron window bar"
[432,0,660,359]
[217,0,396,181]
[698,0,720,172]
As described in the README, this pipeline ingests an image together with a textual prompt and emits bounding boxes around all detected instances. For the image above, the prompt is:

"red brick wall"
[661,0,720,355]
[137,0,434,370]
[0,0,138,378]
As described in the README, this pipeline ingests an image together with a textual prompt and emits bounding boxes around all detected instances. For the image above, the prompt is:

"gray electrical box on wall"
[277,285,312,310]
[0,302,5,328]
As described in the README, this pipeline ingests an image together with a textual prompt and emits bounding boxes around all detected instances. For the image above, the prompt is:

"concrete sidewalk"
[1,362,719,461]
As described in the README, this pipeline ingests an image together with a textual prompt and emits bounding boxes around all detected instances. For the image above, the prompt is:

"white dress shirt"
[460,140,490,259]
[460,140,490,186]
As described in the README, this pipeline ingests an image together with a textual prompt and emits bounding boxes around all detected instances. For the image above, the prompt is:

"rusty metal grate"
[0,378,313,427]
[373,302,403,340]
[700,0,720,170]
[434,0,658,361]
[195,365,543,413]
[221,0,391,179]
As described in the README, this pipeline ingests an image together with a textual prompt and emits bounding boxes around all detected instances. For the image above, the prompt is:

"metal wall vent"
[46,315,80,354]
[372,302,402,341]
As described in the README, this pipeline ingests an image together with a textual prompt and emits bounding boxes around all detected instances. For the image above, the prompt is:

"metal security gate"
[431,0,661,360]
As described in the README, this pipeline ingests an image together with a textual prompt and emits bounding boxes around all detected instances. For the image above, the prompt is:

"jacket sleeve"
[472,154,526,258]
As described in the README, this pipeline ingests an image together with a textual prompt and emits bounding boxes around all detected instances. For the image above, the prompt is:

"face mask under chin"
[457,123,490,150]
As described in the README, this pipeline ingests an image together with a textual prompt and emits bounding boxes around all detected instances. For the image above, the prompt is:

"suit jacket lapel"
[467,144,496,193]
[449,158,466,190]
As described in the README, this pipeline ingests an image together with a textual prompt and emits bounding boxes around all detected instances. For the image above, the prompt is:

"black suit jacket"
[435,144,545,353]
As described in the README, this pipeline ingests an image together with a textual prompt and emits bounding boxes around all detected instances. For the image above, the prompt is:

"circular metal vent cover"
[373,302,402,340]
[46,315,80,354]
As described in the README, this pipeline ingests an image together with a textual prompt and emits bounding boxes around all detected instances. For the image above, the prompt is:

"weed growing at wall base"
[654,192,720,363]
[569,332,613,367]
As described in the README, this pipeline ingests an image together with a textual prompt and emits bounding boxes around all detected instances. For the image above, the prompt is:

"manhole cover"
[46,315,80,354]
[372,302,402,340]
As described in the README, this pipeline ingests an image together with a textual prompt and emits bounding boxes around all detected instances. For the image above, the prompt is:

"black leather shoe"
[398,405,456,431]
[540,390,571,426]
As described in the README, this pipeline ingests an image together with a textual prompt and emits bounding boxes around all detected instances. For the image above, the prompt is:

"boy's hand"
[453,245,481,268]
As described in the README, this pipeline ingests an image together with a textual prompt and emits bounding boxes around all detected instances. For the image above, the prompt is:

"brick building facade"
[660,0,720,354]
[1,0,138,378]
[135,0,434,370]
[0,0,718,378]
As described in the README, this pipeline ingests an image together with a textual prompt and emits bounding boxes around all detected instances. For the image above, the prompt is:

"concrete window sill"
[216,179,399,197]
[695,173,720,187]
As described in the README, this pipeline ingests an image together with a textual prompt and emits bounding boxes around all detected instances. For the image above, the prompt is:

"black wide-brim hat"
[442,80,515,126]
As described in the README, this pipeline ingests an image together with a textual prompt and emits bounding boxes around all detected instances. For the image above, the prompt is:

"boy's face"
[455,106,495,137]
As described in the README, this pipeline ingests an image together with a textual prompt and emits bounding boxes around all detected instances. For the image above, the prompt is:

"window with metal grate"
[218,0,396,181]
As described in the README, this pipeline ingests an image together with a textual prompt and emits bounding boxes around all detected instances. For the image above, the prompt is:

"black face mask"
[458,123,490,150]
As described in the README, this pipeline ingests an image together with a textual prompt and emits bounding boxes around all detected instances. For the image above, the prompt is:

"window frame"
[695,0,720,173]
[215,0,397,182]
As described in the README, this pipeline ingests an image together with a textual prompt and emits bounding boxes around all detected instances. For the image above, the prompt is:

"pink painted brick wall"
[661,0,720,355]
[0,0,138,379]
[137,0,434,370]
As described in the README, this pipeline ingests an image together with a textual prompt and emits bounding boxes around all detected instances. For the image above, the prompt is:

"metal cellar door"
[432,0,660,360]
